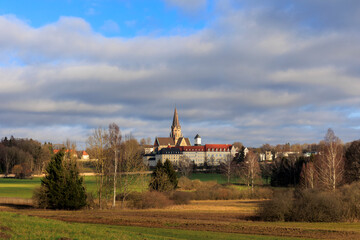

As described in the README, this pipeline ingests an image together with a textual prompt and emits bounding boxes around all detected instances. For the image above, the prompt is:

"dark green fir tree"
[39,150,87,210]
[163,159,178,189]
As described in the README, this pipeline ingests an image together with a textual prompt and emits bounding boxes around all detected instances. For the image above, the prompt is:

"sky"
[0,0,360,148]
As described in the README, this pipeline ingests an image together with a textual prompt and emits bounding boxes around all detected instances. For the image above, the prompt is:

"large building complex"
[153,108,191,151]
[144,108,238,167]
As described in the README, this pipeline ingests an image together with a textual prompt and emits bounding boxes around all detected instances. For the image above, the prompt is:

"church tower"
[170,107,182,144]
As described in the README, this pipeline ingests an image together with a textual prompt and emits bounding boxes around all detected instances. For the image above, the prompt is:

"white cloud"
[0,1,360,146]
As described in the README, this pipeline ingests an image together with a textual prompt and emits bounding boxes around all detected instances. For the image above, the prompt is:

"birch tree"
[316,129,344,190]
[241,151,260,192]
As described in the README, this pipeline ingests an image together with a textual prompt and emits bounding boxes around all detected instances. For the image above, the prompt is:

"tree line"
[174,128,360,193]
[0,136,52,178]
[268,129,360,190]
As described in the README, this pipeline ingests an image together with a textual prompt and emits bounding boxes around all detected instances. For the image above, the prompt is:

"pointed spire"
[172,107,180,127]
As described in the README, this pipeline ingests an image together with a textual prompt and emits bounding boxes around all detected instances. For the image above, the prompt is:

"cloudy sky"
[0,0,360,148]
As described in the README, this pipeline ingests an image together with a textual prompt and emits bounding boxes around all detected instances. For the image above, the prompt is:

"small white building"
[81,151,89,160]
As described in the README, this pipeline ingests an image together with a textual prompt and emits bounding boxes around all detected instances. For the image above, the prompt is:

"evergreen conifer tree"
[63,161,87,209]
[163,159,178,188]
[237,146,246,164]
[41,151,66,209]
[149,159,178,191]
[39,150,87,209]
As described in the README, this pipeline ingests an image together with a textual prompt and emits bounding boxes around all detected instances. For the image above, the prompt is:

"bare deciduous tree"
[108,123,122,208]
[87,127,110,209]
[0,145,17,176]
[220,155,235,183]
[316,129,344,190]
[178,156,193,177]
[139,137,152,145]
[119,135,146,208]
[64,139,78,161]
[241,151,260,192]
[300,161,316,189]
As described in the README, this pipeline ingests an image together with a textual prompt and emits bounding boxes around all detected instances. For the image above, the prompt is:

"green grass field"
[0,175,150,199]
[188,173,237,184]
[0,211,308,240]
[0,173,236,199]
[0,178,42,199]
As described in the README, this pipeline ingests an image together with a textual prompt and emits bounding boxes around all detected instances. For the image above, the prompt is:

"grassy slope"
[0,211,306,240]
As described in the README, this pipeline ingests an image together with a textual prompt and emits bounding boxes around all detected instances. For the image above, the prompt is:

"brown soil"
[1,200,360,240]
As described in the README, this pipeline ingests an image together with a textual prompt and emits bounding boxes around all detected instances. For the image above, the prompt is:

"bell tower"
[170,107,182,143]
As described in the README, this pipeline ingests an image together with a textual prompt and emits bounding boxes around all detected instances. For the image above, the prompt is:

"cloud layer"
[1,0,360,148]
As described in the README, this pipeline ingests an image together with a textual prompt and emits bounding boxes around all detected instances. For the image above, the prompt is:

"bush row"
[178,176,273,200]
[259,182,360,222]
[125,191,191,209]
[124,185,272,209]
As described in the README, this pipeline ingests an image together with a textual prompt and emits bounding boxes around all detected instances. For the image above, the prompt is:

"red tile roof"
[205,144,232,152]
[180,146,205,151]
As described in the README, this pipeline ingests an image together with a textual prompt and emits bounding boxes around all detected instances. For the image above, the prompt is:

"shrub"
[178,177,202,190]
[127,191,173,209]
[192,185,240,200]
[259,189,293,221]
[290,189,343,222]
[12,164,31,179]
[237,187,273,199]
[170,191,192,205]
[85,192,97,209]
[259,185,360,222]
[339,182,360,221]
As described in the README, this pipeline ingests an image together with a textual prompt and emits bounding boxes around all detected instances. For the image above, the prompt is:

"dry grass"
[166,200,259,213]
[0,197,32,206]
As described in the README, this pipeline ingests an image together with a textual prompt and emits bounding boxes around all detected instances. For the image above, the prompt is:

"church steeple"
[170,107,182,143]
[172,107,180,127]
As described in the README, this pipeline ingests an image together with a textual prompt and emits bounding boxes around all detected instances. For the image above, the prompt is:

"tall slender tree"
[300,161,316,189]
[241,151,260,192]
[87,127,110,209]
[220,155,235,183]
[316,129,344,190]
[108,123,122,208]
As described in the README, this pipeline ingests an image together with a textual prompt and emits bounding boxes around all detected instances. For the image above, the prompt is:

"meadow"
[2,174,360,239]
[0,173,230,199]
[188,173,234,183]
[0,175,149,199]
